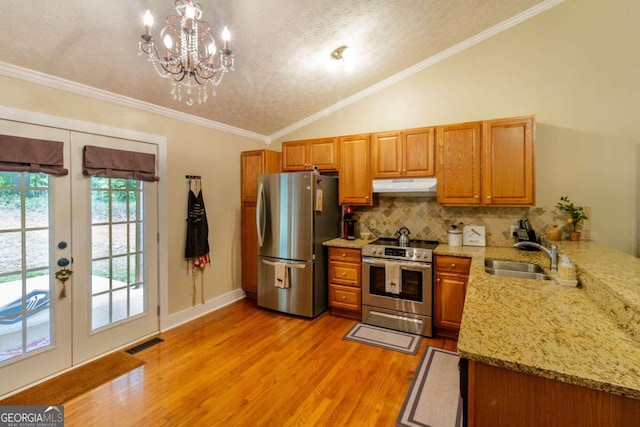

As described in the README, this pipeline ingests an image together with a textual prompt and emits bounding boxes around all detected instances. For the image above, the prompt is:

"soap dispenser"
[558,254,577,281]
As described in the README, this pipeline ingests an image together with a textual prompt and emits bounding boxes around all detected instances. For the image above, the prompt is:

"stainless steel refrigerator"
[256,172,340,318]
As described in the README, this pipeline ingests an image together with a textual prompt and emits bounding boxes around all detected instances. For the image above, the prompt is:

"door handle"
[256,182,266,248]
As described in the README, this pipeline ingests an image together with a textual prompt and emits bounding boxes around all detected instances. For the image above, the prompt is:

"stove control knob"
[376,248,383,255]
[407,250,414,257]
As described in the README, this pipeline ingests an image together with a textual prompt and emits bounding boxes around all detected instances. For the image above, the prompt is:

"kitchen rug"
[0,351,144,406]
[343,323,421,355]
[396,346,463,427]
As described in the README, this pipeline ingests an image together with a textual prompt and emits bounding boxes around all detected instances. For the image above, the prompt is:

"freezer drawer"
[257,257,326,318]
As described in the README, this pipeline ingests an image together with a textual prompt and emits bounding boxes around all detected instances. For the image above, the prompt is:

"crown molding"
[269,0,565,141]
[0,62,268,143]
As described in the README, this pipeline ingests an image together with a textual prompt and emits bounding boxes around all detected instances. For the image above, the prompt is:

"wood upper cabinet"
[240,149,281,298]
[282,137,339,171]
[371,127,435,178]
[437,116,535,206]
[339,134,372,206]
[241,150,281,203]
[483,116,535,206]
[434,255,471,338]
[436,122,483,205]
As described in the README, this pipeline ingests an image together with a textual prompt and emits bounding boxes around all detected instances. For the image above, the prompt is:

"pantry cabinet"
[241,149,281,202]
[339,134,372,206]
[437,116,535,206]
[328,247,362,320]
[371,127,435,178]
[434,255,471,338]
[240,150,281,298]
[282,137,339,171]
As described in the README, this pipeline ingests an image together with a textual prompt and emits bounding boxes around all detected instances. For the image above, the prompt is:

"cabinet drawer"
[329,284,361,311]
[435,255,471,275]
[329,261,361,287]
[328,247,361,263]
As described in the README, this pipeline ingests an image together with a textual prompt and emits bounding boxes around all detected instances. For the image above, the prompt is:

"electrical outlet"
[368,220,376,229]
[509,224,518,236]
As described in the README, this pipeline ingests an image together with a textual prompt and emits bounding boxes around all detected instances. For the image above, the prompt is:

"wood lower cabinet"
[328,247,362,319]
[434,254,471,338]
[466,361,640,427]
[282,137,339,171]
[339,134,372,206]
[437,116,535,206]
[240,150,281,298]
[371,127,435,179]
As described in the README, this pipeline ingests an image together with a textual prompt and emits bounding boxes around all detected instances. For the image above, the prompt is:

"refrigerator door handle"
[261,259,306,269]
[256,182,266,248]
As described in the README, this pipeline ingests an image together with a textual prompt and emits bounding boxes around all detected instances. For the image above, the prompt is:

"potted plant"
[556,196,588,241]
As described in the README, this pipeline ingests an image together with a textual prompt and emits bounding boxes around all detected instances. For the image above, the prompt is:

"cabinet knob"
[451,263,456,267]
[436,278,441,282]
[342,296,347,300]
[341,253,347,257]
[341,272,346,276]
[475,195,479,198]
[486,196,491,199]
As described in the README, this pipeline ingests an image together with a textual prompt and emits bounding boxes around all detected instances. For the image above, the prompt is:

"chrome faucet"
[513,236,558,271]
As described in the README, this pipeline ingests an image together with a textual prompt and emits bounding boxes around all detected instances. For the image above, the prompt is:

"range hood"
[372,177,437,197]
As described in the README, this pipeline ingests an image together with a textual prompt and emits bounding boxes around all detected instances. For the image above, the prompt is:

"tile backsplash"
[352,196,590,246]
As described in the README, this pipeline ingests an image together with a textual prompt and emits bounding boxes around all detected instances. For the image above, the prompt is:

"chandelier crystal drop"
[138,0,234,106]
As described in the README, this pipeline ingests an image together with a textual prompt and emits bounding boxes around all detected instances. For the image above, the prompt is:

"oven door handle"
[362,257,432,270]
[400,263,432,271]
[362,257,387,267]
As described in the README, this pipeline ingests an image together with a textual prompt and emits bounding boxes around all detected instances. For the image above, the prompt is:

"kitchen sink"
[484,259,550,281]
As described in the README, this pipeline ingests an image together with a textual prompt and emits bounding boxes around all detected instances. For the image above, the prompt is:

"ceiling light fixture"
[328,45,353,73]
[139,0,235,106]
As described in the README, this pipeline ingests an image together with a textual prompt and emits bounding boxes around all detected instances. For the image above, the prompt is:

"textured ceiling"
[0,0,550,137]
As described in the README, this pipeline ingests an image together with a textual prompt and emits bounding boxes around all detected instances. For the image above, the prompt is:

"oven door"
[361,257,433,317]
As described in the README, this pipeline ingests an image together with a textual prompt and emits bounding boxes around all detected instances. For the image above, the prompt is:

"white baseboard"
[161,288,246,332]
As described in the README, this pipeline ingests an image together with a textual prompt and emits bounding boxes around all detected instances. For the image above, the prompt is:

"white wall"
[274,0,640,255]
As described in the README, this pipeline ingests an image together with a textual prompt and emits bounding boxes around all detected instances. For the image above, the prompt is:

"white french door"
[0,120,72,396]
[0,120,159,396]
[69,132,158,363]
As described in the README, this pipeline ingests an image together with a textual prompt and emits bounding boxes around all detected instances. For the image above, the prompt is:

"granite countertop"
[322,237,374,249]
[434,242,640,399]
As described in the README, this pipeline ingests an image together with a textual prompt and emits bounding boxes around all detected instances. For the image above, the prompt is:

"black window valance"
[0,135,68,176]
[83,145,159,182]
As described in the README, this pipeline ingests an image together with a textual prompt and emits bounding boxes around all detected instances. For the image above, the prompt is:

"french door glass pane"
[90,178,145,331]
[0,172,52,363]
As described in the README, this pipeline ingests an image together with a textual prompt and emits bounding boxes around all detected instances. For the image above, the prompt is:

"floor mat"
[343,323,421,355]
[396,346,463,427]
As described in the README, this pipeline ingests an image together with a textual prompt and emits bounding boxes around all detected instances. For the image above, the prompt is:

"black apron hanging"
[185,176,210,305]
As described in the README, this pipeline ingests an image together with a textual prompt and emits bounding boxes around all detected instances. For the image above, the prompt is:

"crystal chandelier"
[139,0,235,106]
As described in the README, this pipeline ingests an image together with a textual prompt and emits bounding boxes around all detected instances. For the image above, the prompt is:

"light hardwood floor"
[64,299,457,426]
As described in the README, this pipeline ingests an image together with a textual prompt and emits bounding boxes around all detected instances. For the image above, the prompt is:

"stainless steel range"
[361,237,438,337]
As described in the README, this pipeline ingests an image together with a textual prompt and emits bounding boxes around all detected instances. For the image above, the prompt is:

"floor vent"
[125,337,164,355]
